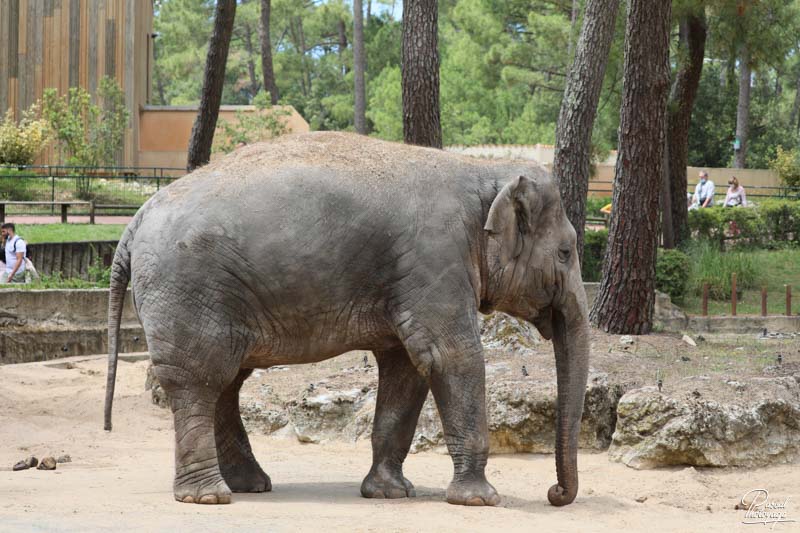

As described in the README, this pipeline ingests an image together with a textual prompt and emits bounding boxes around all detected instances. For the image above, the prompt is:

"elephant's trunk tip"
[547,483,577,507]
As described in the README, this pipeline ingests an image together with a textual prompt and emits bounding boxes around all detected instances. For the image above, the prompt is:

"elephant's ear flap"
[484,175,530,265]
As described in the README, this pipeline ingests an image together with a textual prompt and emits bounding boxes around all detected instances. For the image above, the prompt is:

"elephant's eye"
[558,245,571,263]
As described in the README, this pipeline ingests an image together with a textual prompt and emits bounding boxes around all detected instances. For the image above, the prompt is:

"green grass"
[682,247,800,315]
[16,224,126,243]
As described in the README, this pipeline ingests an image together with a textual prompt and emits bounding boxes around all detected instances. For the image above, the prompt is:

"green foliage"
[757,199,800,244]
[685,240,759,300]
[213,91,290,153]
[29,271,110,289]
[42,77,129,168]
[0,169,39,201]
[769,146,800,188]
[0,104,51,166]
[655,249,691,303]
[687,202,798,248]
[582,229,608,282]
[585,196,611,217]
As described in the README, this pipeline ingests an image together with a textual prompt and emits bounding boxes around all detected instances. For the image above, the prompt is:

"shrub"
[213,91,289,153]
[687,202,799,248]
[769,146,800,188]
[655,248,691,303]
[582,229,608,282]
[686,240,759,300]
[42,77,129,198]
[0,105,50,165]
[758,199,800,245]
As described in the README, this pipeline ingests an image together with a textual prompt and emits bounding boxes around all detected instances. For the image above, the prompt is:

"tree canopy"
[153,0,800,168]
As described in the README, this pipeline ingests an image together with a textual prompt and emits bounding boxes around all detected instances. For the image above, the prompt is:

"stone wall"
[28,241,119,279]
[0,288,142,364]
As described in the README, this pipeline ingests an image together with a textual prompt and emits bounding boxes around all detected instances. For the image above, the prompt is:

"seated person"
[724,176,747,207]
[690,170,715,209]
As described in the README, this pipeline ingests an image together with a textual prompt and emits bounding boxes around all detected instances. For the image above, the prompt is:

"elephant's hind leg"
[361,347,429,499]
[215,369,271,493]
[150,340,238,505]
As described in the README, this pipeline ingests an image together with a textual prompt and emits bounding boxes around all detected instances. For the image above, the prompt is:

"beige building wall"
[138,105,310,171]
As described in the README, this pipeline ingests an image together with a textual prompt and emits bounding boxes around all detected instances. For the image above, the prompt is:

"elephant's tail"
[104,222,135,431]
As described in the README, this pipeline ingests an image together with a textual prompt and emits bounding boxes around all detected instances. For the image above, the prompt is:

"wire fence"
[0,165,186,216]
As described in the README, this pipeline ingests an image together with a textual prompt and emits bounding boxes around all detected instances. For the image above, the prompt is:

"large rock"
[609,377,800,469]
[411,371,622,453]
[238,365,622,454]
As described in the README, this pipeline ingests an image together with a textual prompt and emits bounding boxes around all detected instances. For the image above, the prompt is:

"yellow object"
[600,203,612,214]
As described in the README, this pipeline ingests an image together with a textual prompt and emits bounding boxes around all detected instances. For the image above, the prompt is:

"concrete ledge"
[0,288,138,326]
[0,325,145,364]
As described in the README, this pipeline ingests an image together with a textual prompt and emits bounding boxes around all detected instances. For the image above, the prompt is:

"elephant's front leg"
[400,318,499,507]
[361,346,429,499]
[215,368,271,493]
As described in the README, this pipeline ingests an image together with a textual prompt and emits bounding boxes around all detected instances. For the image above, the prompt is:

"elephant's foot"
[221,463,272,493]
[361,466,416,499]
[446,477,500,506]
[174,475,232,504]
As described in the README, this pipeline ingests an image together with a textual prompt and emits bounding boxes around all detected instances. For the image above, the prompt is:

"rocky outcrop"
[236,365,622,454]
[609,377,800,469]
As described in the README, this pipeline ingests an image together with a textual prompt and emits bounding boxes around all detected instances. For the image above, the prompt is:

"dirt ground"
[1,337,799,532]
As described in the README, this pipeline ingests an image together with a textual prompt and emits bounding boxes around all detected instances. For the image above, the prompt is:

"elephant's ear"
[484,175,538,265]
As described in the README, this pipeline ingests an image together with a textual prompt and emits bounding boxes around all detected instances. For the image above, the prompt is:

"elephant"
[104,131,590,507]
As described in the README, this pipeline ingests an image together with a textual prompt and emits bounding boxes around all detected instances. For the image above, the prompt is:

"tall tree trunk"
[553,0,619,265]
[734,43,751,169]
[354,0,367,134]
[243,22,260,100]
[260,0,280,104]
[402,0,442,148]
[187,0,237,171]
[666,14,707,248]
[589,0,671,334]
[337,19,348,71]
[790,72,800,131]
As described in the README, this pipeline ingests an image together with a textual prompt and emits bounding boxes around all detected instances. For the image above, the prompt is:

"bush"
[769,146,800,188]
[0,105,50,165]
[582,229,608,282]
[687,202,798,248]
[213,91,289,153]
[655,249,691,303]
[42,76,128,193]
[758,199,800,245]
[686,240,759,300]
[585,197,610,218]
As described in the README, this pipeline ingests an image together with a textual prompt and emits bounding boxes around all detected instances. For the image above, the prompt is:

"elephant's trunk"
[547,276,590,506]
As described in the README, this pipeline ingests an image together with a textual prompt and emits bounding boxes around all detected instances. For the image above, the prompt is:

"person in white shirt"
[2,223,27,283]
[691,170,715,209]
[724,176,747,207]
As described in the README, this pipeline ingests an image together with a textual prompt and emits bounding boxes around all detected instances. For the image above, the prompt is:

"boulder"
[242,365,622,454]
[411,371,622,453]
[609,377,800,469]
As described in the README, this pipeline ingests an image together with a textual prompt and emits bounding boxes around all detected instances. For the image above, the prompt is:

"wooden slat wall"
[1,0,153,166]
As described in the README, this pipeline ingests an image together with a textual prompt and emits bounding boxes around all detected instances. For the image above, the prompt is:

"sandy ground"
[1,354,799,533]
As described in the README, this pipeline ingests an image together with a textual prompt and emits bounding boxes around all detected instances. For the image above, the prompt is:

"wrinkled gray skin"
[104,132,590,507]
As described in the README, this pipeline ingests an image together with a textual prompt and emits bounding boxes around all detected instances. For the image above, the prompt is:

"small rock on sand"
[12,456,38,471]
[37,457,57,470]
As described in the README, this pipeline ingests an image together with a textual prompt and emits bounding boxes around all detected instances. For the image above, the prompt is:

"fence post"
[787,285,793,316]
[51,174,55,215]
[731,272,737,316]
[0,203,5,224]
[61,204,68,224]
[761,286,768,317]
[89,200,95,225]
[702,283,709,317]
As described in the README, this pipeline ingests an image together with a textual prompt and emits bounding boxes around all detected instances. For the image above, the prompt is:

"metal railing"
[588,180,800,199]
[0,165,186,216]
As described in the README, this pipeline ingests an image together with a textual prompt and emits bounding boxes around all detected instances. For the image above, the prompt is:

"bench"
[0,201,141,224]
